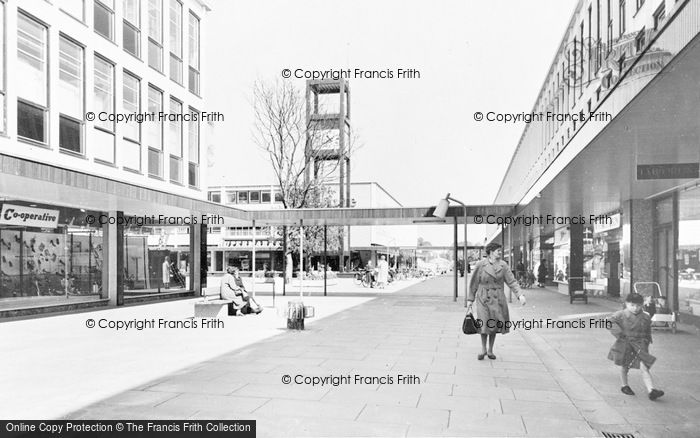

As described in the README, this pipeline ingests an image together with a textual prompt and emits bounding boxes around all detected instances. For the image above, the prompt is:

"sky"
[203,0,579,244]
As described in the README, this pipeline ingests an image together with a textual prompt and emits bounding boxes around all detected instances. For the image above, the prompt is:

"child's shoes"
[648,389,664,401]
[620,385,635,395]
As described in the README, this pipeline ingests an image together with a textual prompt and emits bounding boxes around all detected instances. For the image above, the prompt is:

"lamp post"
[433,193,468,302]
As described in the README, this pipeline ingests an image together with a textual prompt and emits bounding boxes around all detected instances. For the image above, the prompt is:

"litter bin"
[287,300,305,330]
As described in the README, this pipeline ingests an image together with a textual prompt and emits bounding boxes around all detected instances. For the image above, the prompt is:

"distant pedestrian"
[162,256,171,289]
[466,243,526,360]
[537,259,548,287]
[377,255,389,288]
[607,293,664,400]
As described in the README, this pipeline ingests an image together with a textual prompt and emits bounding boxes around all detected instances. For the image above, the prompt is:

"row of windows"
[62,0,200,95]
[537,0,670,157]
[208,191,285,204]
[15,10,200,188]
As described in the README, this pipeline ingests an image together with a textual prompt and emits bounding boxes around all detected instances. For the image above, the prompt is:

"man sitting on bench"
[220,266,263,315]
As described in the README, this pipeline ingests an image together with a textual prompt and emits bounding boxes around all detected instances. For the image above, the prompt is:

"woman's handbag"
[462,311,479,335]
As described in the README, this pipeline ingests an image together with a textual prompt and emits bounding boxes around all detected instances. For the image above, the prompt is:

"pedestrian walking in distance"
[466,242,526,360]
[607,292,664,400]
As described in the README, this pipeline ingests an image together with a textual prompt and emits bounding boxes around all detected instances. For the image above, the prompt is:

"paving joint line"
[517,327,632,433]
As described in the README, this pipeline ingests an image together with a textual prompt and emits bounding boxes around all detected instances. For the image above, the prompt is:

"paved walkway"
[4,276,700,437]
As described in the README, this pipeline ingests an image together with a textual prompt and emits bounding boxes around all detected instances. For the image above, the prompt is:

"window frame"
[188,11,200,95]
[168,96,183,184]
[94,0,115,41]
[147,84,164,178]
[169,0,183,84]
[123,0,141,58]
[187,106,200,188]
[58,34,85,154]
[16,11,49,145]
[148,0,164,72]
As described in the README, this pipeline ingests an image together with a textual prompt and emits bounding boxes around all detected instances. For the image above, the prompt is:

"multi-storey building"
[494,0,700,322]
[0,0,224,317]
[205,182,417,273]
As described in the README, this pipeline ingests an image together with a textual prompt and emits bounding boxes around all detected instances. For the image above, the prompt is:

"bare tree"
[252,78,360,272]
[253,79,355,208]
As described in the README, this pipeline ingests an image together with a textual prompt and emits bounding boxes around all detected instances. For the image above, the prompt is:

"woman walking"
[466,243,526,360]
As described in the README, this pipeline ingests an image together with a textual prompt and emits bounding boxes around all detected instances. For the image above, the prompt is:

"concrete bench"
[194,287,233,318]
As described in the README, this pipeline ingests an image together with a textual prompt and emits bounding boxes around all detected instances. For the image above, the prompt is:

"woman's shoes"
[477,353,486,360]
[648,389,664,400]
[487,353,497,360]
[621,385,635,395]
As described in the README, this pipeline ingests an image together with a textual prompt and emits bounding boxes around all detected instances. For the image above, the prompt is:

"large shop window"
[678,186,700,315]
[123,226,192,293]
[0,225,103,303]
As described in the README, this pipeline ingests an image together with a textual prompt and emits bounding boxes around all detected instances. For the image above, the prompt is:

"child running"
[607,292,664,400]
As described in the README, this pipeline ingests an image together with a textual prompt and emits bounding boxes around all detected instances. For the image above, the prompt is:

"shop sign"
[221,240,280,249]
[594,213,621,234]
[0,204,60,228]
[637,163,699,180]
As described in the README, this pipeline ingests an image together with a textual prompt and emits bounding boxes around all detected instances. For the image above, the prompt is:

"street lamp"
[433,193,468,302]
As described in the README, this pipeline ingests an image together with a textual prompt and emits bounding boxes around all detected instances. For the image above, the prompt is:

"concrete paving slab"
[357,403,449,429]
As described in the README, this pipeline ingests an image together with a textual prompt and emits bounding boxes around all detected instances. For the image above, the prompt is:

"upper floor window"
[147,85,163,177]
[208,191,221,203]
[58,36,84,153]
[619,0,626,36]
[0,3,5,134]
[148,0,163,72]
[123,0,141,57]
[17,12,48,144]
[94,0,115,40]
[188,12,200,94]
[188,107,200,187]
[169,0,183,84]
[62,0,85,21]
[123,72,141,143]
[169,97,183,183]
[94,56,115,133]
[653,3,666,30]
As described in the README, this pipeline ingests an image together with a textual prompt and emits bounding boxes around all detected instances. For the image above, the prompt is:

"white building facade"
[0,0,223,317]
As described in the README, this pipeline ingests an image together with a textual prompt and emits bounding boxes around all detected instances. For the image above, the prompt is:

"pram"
[633,281,677,334]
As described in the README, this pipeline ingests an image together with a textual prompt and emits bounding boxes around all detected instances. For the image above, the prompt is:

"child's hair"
[625,293,644,305]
